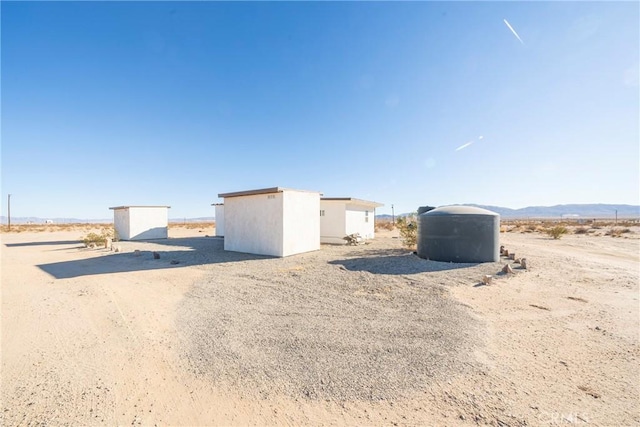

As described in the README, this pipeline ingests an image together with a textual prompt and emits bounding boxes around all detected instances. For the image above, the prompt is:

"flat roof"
[321,197,384,208]
[218,187,321,198]
[109,205,171,210]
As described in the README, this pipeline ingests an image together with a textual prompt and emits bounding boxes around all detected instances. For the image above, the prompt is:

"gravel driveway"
[177,238,499,401]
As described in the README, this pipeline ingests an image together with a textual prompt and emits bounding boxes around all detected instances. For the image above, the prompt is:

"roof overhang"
[109,205,171,210]
[321,197,384,208]
[218,187,322,198]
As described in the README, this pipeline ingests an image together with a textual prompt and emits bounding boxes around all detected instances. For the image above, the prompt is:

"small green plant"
[396,214,417,248]
[546,226,568,240]
[82,228,114,248]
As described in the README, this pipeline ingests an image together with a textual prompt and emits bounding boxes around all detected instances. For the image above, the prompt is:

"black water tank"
[417,206,500,263]
[417,206,436,215]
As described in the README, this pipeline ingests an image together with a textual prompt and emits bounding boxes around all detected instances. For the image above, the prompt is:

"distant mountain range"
[1,204,638,224]
[377,204,639,219]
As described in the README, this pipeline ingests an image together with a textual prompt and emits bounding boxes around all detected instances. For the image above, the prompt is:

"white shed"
[320,198,384,244]
[218,187,320,257]
[212,203,224,237]
[109,206,170,241]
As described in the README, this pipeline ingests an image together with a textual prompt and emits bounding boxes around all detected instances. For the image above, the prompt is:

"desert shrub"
[396,214,417,248]
[375,220,395,231]
[574,227,589,235]
[82,228,114,248]
[546,226,568,239]
[169,221,215,230]
[605,228,630,237]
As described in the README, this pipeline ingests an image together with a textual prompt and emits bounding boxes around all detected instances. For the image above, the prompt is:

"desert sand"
[1,225,638,426]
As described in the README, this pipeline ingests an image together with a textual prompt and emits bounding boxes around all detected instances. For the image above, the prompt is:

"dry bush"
[81,228,114,248]
[546,226,569,239]
[526,224,539,232]
[375,220,395,231]
[1,223,112,233]
[169,222,215,230]
[574,227,589,235]
[605,228,631,238]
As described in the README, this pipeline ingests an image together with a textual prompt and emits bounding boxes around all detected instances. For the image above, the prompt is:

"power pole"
[7,194,11,231]
[391,204,395,225]
[615,209,618,225]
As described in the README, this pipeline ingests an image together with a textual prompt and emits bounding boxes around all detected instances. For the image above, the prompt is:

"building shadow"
[36,236,270,279]
[4,240,83,247]
[329,252,479,275]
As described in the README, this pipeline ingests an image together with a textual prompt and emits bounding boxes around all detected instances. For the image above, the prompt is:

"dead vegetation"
[0,223,112,234]
[374,219,395,231]
[169,221,215,230]
[0,222,216,234]
[501,219,639,238]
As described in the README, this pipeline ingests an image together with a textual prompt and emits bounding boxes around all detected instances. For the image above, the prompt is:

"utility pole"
[7,194,11,231]
[391,204,395,225]
[615,209,618,225]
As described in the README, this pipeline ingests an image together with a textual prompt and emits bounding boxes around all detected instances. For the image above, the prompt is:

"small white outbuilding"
[218,187,320,257]
[109,205,170,241]
[320,197,384,244]
[212,203,224,237]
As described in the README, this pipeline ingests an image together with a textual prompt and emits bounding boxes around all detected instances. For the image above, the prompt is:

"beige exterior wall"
[113,207,168,240]
[282,191,320,256]
[320,200,347,244]
[223,193,284,256]
[214,205,225,237]
[223,190,320,257]
[320,200,377,244]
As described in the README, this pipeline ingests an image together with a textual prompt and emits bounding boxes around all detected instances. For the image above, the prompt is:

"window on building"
[365,210,369,222]
[320,210,325,216]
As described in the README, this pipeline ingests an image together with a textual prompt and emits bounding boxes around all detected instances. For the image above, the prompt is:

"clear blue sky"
[2,1,638,219]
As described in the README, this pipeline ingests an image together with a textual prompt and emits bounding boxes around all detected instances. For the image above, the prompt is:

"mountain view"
[4,204,638,224]
[379,204,639,219]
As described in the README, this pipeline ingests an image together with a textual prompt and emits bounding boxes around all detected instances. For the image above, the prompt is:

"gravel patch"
[177,239,494,401]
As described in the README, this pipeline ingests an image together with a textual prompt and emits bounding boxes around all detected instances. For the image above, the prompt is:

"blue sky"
[2,1,638,219]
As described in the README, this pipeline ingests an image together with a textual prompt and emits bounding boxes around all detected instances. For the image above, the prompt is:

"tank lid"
[420,205,499,216]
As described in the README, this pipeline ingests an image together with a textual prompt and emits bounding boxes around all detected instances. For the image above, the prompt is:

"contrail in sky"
[456,135,484,152]
[455,141,474,151]
[503,19,524,45]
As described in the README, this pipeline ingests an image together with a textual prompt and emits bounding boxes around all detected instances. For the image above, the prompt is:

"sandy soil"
[1,226,638,426]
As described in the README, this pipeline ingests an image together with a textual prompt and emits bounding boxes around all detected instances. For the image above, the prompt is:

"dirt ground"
[1,225,638,426]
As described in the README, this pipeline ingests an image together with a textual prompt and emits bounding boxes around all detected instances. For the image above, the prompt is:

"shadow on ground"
[36,237,270,279]
[329,248,479,275]
[5,240,82,247]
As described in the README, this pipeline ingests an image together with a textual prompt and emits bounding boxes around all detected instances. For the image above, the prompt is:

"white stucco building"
[213,203,224,237]
[320,198,384,244]
[109,206,170,241]
[218,187,320,257]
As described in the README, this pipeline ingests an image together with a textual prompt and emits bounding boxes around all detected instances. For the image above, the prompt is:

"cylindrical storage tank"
[417,205,436,215]
[417,206,500,263]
